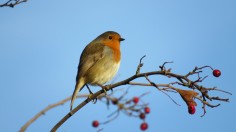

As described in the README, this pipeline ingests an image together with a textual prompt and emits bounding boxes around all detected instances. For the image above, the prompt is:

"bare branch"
[144,75,181,106]
[206,87,232,95]
[0,0,27,8]
[50,62,231,131]
[159,61,173,71]
[19,94,105,132]
[17,55,229,131]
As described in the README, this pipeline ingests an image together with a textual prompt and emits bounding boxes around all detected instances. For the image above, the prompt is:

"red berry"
[188,104,196,115]
[140,122,148,131]
[133,96,139,104]
[213,69,221,77]
[139,113,146,119]
[112,98,118,105]
[144,107,150,114]
[92,120,99,127]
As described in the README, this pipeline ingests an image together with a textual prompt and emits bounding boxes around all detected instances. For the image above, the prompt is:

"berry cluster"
[186,69,221,115]
[134,97,150,131]
[91,95,151,131]
[138,106,150,131]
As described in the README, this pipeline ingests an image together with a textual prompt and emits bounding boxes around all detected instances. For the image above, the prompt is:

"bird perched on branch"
[70,31,125,111]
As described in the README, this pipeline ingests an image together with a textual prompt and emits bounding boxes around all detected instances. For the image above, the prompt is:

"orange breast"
[103,41,121,63]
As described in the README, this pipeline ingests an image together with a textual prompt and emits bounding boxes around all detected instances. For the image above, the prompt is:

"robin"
[70,31,125,111]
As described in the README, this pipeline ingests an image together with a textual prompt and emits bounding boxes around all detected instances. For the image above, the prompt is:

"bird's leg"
[86,84,97,104]
[86,84,93,94]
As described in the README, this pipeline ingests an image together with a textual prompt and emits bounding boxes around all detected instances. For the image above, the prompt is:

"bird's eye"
[108,36,112,40]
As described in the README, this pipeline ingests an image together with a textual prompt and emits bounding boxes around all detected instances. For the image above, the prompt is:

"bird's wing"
[76,42,105,82]
[70,43,105,111]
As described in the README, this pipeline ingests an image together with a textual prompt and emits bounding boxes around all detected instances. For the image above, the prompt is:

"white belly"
[87,60,120,85]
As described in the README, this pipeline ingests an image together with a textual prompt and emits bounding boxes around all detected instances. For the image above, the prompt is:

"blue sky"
[1,0,236,131]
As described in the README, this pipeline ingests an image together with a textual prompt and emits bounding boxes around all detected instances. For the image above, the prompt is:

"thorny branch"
[0,0,27,8]
[49,56,231,131]
[19,56,231,132]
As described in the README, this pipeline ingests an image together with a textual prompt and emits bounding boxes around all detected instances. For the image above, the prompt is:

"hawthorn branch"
[0,0,27,8]
[19,56,230,131]
[129,82,177,93]
[144,75,181,106]
[19,94,106,132]
[206,87,232,95]
[50,59,231,131]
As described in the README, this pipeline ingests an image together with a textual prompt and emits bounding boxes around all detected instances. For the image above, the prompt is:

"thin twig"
[144,75,181,106]
[136,55,146,75]
[0,0,27,8]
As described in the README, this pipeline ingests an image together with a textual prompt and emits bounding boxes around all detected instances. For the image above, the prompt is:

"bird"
[70,31,125,111]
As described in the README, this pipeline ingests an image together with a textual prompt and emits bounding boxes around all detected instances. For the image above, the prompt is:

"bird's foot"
[88,94,97,104]
[86,85,97,104]
[96,83,108,95]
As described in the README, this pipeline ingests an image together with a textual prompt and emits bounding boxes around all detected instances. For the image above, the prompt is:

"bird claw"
[110,87,113,93]
[88,94,97,104]
[86,84,97,104]
[103,88,107,95]
[96,83,108,95]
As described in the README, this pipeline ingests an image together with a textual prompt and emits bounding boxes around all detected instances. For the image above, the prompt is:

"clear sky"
[1,0,236,132]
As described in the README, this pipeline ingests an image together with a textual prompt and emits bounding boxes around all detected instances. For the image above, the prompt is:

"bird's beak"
[119,38,125,41]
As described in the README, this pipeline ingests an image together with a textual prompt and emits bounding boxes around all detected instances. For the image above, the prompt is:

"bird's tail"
[70,79,85,111]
